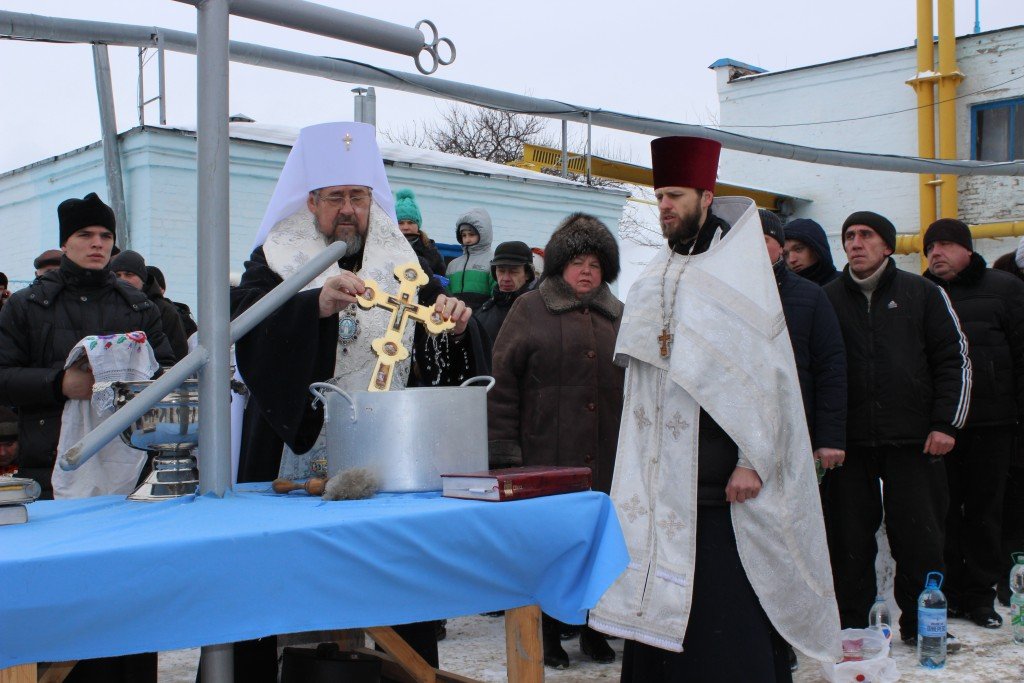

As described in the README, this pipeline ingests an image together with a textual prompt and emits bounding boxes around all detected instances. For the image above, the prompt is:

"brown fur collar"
[539,276,623,320]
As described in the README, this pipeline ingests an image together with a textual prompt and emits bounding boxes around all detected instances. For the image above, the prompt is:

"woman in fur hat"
[487,212,623,669]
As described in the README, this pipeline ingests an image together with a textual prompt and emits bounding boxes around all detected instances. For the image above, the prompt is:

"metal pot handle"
[309,382,356,422]
[460,376,496,392]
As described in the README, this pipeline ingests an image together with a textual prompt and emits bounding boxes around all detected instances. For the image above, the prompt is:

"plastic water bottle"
[868,596,892,642]
[917,571,947,668]
[1011,552,1024,645]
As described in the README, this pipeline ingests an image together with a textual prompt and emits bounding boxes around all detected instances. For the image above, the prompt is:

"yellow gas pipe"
[907,0,937,269]
[896,221,1024,255]
[936,0,964,222]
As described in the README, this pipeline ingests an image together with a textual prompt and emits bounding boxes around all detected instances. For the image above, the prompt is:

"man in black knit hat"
[0,192,173,681]
[923,218,1024,629]
[823,210,971,646]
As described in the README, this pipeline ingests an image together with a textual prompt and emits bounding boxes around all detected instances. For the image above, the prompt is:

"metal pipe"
[364,86,376,128]
[60,240,349,471]
[229,240,348,342]
[937,0,961,219]
[58,346,210,470]
[2,11,1023,176]
[137,47,146,126]
[172,0,423,57]
[585,112,592,185]
[196,0,232,500]
[157,31,167,125]
[352,87,365,123]
[195,1,232,679]
[92,44,130,249]
[561,120,568,179]
[911,0,937,271]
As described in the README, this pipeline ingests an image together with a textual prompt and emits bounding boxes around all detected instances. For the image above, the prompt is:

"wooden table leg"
[0,663,35,683]
[366,626,437,683]
[504,606,543,682]
[37,662,76,683]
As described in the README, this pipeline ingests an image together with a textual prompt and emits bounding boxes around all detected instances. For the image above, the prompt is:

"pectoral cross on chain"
[658,328,673,357]
[356,261,455,391]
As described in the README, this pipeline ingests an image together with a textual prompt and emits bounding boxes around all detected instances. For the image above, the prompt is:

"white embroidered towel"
[52,332,159,499]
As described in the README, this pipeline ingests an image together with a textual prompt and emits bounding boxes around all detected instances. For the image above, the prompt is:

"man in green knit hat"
[394,188,446,277]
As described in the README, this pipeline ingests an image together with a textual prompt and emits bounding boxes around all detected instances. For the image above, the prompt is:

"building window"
[971,98,1024,162]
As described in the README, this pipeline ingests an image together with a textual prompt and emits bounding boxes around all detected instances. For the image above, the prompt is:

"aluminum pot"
[309,376,494,492]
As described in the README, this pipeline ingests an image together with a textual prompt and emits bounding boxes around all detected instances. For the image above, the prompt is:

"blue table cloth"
[0,485,627,667]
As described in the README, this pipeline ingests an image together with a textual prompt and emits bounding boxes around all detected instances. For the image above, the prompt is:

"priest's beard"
[661,206,703,248]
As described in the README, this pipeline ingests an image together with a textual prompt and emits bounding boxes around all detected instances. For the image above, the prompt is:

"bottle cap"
[924,570,944,589]
[1012,551,1024,565]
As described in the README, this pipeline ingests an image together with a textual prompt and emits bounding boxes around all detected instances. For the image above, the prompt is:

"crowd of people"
[0,122,1022,683]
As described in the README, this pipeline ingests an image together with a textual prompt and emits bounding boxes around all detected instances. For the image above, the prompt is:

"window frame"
[970,97,1024,162]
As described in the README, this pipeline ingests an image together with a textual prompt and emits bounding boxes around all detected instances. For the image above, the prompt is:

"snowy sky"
[0,0,1020,174]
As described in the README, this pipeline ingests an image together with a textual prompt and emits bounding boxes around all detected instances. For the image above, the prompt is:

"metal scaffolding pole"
[181,0,424,56]
[91,44,130,248]
[194,1,231,678]
[2,10,1022,176]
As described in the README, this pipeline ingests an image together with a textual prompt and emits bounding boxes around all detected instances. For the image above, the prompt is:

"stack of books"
[0,476,41,525]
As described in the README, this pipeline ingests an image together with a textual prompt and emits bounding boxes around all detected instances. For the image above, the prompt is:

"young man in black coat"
[923,218,1024,628]
[823,211,971,645]
[0,192,173,683]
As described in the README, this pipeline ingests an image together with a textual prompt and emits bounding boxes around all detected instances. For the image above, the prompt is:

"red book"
[441,466,592,502]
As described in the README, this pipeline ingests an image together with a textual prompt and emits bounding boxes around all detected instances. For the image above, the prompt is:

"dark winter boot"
[579,626,615,663]
[542,614,570,669]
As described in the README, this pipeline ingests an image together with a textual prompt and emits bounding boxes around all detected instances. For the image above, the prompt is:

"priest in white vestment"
[588,136,841,681]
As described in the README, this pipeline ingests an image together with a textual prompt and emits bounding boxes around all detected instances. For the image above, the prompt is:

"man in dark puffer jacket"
[923,218,1024,629]
[0,192,173,683]
[823,210,971,643]
[0,194,174,500]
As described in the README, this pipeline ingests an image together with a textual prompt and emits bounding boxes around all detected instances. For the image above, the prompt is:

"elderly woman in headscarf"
[487,212,624,669]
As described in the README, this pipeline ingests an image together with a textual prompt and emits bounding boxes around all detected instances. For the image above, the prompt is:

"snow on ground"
[157,610,1023,682]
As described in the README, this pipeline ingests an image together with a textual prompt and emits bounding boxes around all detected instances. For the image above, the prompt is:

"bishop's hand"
[319,272,366,318]
[434,294,471,336]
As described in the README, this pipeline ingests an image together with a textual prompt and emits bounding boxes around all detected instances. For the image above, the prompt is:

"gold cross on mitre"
[356,261,455,392]
[343,132,353,151]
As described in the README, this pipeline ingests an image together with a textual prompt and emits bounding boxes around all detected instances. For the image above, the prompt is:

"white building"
[0,123,628,311]
[713,25,1024,270]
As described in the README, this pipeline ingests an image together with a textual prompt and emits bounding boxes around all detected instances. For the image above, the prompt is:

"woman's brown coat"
[487,276,624,494]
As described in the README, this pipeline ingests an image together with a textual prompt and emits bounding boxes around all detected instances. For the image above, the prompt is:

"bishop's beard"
[342,233,364,256]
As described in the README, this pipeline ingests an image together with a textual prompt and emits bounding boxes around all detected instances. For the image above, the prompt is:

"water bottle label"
[918,607,946,637]
[1012,602,1022,628]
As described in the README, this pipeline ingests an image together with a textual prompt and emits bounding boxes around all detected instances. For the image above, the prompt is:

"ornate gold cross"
[356,261,455,391]
[343,132,353,151]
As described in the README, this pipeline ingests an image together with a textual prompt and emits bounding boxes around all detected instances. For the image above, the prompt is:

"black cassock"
[215,245,486,682]
[231,245,487,484]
